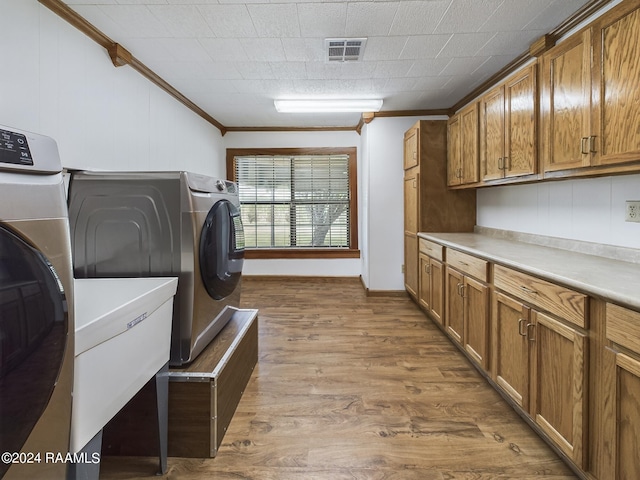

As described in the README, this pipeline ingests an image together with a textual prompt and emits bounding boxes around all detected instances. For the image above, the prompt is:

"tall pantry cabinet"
[403,120,476,298]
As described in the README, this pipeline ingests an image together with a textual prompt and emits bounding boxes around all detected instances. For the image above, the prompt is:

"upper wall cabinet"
[540,29,593,172]
[591,0,640,167]
[540,0,640,176]
[447,102,480,187]
[480,64,537,182]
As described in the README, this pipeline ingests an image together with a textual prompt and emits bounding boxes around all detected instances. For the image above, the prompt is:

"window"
[227,148,358,259]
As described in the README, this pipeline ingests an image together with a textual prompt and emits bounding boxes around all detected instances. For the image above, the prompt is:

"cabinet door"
[480,85,505,181]
[492,292,531,409]
[460,103,480,184]
[430,259,444,326]
[540,29,592,172]
[404,234,418,298]
[612,352,640,480]
[419,254,432,311]
[592,1,640,166]
[445,267,465,344]
[464,276,489,369]
[447,114,462,186]
[404,127,419,170]
[404,172,418,235]
[504,64,537,178]
[530,311,587,468]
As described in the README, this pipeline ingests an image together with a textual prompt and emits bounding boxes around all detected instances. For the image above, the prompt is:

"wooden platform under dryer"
[167,308,259,458]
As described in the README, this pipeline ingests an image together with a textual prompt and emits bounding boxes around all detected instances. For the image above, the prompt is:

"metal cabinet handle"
[589,135,597,153]
[503,156,510,171]
[459,284,466,298]
[520,285,537,295]
[425,264,431,274]
[413,179,417,188]
[456,282,463,297]
[581,137,589,155]
[527,323,536,342]
[518,318,527,337]
[413,151,417,159]
[497,157,504,170]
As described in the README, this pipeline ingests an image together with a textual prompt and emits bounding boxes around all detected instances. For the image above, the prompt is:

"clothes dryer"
[68,171,244,366]
[0,125,74,479]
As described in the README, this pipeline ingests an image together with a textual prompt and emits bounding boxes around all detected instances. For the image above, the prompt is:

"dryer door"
[0,225,68,472]
[199,199,245,300]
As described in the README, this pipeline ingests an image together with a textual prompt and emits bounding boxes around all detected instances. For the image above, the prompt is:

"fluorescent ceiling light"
[274,99,383,113]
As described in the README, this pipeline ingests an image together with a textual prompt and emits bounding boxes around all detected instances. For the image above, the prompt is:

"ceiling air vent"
[325,38,367,62]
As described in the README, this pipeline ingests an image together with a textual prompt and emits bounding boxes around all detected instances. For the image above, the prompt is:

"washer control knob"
[216,180,225,191]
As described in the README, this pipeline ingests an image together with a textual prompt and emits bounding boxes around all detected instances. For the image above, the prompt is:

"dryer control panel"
[0,125,62,174]
[1,128,34,166]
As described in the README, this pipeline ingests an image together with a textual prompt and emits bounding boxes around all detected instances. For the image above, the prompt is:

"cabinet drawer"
[494,265,586,328]
[419,238,443,261]
[446,248,488,282]
[607,303,640,354]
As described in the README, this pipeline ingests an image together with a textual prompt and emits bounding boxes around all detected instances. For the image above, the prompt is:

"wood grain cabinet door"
[404,128,419,170]
[460,103,480,184]
[446,267,465,345]
[504,64,537,178]
[530,311,587,468]
[429,259,444,326]
[592,1,640,166]
[612,352,640,480]
[540,29,592,172]
[404,173,418,235]
[492,292,531,410]
[419,254,432,312]
[480,85,505,181]
[404,234,418,298]
[464,276,489,369]
[447,114,462,186]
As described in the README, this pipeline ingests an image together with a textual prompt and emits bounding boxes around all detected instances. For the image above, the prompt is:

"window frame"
[226,147,359,259]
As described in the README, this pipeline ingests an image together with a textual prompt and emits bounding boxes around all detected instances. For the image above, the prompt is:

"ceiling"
[62,0,592,129]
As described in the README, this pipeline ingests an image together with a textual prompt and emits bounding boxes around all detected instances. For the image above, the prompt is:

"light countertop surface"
[418,232,640,312]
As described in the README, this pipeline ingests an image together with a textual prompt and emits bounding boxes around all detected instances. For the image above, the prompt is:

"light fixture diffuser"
[274,99,383,113]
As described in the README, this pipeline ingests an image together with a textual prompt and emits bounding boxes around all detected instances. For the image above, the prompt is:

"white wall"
[223,130,362,277]
[0,0,224,176]
[361,116,448,291]
[477,174,640,249]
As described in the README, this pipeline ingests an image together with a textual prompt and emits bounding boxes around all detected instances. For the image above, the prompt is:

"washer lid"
[74,277,178,356]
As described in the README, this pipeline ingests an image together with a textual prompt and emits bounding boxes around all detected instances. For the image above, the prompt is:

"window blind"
[234,154,351,249]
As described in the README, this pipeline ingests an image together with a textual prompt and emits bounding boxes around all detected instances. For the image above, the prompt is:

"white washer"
[0,125,75,479]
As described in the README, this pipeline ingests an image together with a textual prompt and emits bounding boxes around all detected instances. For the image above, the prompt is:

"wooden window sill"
[243,249,361,259]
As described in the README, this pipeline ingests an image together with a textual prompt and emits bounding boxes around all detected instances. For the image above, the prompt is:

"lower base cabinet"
[604,303,640,480]
[492,292,587,468]
[419,253,444,325]
[445,266,489,369]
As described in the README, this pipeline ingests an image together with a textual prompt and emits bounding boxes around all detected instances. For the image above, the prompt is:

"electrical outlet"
[625,200,640,222]
[401,264,405,274]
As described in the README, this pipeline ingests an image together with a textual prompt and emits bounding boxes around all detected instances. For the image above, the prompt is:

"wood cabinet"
[480,64,537,181]
[447,102,479,186]
[540,0,640,176]
[540,29,592,172]
[445,249,490,369]
[418,239,445,325]
[403,121,476,299]
[591,0,640,168]
[604,303,640,480]
[492,266,588,468]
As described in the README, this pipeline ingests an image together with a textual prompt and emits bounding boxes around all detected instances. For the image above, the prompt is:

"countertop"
[418,232,640,312]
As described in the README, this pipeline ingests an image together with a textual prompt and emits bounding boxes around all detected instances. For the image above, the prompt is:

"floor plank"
[100,277,576,479]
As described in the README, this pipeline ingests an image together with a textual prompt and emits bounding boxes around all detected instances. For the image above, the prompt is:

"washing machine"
[0,125,74,479]
[67,171,245,366]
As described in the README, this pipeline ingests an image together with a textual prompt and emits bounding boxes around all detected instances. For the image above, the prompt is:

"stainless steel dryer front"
[0,125,74,479]
[68,171,244,366]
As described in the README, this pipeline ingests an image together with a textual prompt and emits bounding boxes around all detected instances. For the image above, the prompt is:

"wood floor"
[100,277,576,479]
